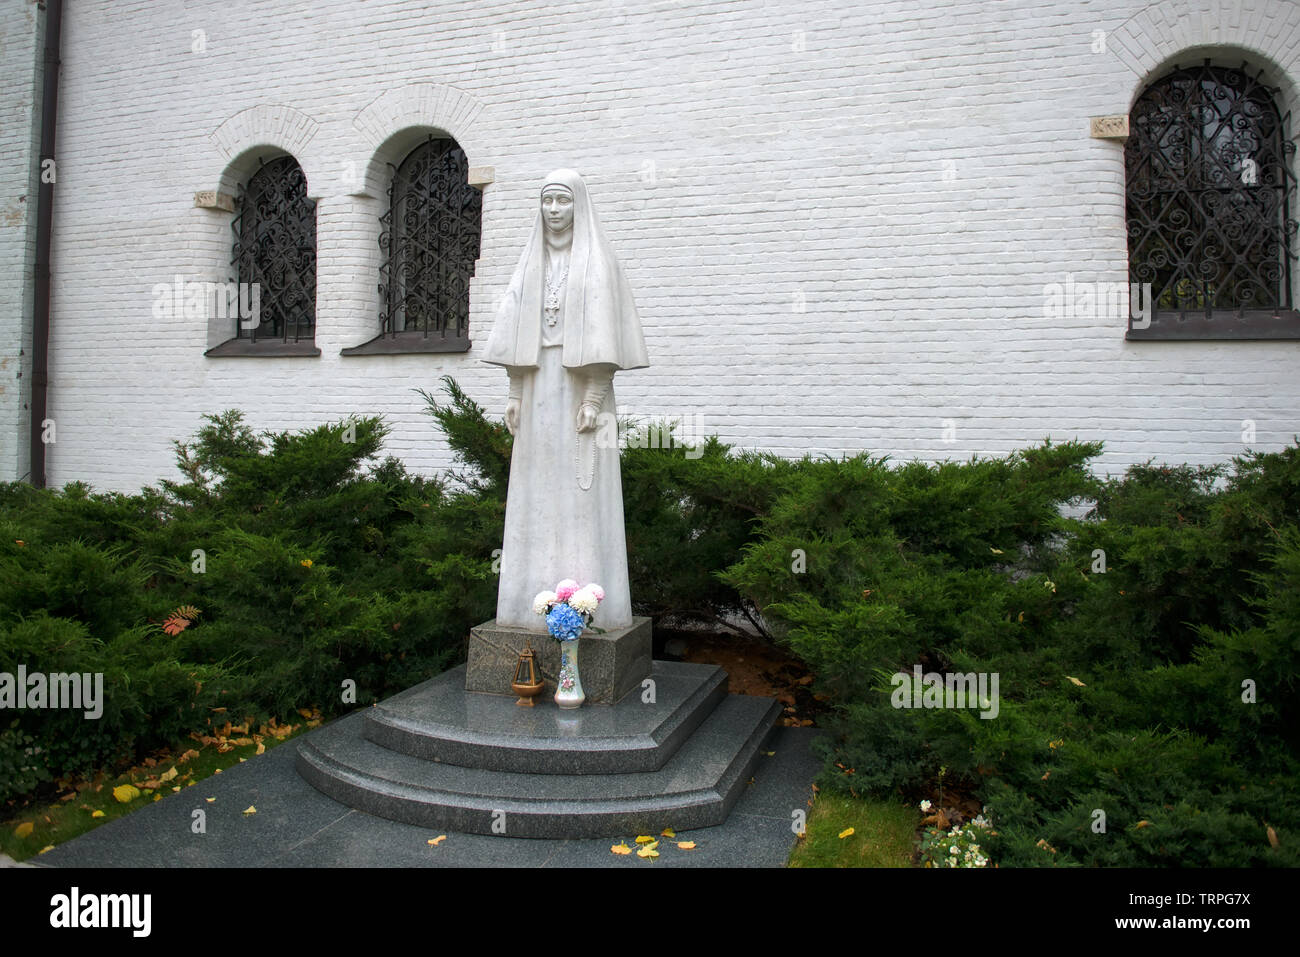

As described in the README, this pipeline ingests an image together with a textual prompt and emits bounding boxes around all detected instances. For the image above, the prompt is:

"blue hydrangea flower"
[546,603,585,641]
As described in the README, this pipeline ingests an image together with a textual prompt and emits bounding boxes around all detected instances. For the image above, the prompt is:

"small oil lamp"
[511,639,545,706]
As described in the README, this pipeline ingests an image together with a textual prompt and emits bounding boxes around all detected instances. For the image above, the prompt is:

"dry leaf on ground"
[112,784,140,804]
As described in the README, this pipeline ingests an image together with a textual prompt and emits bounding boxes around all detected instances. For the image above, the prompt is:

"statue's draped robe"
[484,169,649,631]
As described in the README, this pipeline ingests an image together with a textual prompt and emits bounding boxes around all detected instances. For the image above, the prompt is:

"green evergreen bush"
[722,440,1299,867]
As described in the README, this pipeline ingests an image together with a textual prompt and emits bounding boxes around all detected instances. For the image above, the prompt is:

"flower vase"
[555,638,585,709]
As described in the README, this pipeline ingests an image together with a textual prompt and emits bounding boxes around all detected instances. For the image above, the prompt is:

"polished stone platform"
[296,661,782,839]
[367,660,728,773]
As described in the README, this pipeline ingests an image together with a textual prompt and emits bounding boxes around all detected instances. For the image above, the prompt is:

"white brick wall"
[12,0,1300,492]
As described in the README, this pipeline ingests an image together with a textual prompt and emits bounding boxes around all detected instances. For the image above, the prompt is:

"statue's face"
[541,186,575,235]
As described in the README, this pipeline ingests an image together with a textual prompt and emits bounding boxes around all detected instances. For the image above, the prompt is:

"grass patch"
[1,717,314,863]
[788,792,918,867]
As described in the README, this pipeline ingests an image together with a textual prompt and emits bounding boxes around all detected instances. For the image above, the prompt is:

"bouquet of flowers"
[533,578,605,640]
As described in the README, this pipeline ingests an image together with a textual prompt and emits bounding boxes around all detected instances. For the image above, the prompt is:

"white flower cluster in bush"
[919,805,993,868]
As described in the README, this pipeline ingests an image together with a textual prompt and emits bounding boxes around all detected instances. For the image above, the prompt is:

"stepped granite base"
[296,660,781,839]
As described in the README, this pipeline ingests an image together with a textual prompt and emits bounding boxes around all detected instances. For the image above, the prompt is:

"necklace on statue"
[545,262,568,327]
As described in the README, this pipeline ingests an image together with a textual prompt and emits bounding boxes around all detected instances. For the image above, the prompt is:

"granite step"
[296,692,782,839]
[363,661,729,774]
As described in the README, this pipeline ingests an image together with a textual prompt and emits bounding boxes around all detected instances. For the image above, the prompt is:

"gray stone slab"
[268,810,571,868]
[732,726,829,820]
[296,693,782,839]
[466,616,652,705]
[36,742,353,868]
[365,661,728,773]
[39,726,822,868]
[541,812,797,869]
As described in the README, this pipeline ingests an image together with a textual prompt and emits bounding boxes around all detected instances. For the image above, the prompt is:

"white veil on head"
[483,169,649,371]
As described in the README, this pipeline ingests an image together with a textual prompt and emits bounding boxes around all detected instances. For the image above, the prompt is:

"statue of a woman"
[483,169,649,632]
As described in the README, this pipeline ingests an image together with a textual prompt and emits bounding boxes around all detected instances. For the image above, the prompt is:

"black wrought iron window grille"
[376,137,482,346]
[229,155,317,343]
[1125,61,1300,338]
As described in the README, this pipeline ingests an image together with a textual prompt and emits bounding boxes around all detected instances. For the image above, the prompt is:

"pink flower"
[587,583,605,601]
[555,579,579,602]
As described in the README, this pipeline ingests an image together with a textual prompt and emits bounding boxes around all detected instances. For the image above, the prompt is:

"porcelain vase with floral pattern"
[555,639,585,709]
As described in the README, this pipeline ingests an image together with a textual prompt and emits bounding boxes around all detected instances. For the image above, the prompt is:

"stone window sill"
[1126,310,1300,340]
[205,337,321,357]
[341,331,472,356]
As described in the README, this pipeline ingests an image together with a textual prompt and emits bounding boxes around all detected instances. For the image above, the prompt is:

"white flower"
[920,800,932,812]
[950,845,960,855]
[532,590,557,615]
[568,588,599,615]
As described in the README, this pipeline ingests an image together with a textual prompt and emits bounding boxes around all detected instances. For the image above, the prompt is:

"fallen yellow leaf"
[159,766,178,783]
[14,822,33,838]
[428,835,447,846]
[838,827,855,839]
[153,794,161,802]
[611,843,632,855]
[38,845,54,854]
[90,810,105,818]
[1066,676,1086,687]
[636,845,659,859]
[1268,826,1280,848]
[112,784,140,804]
[205,797,215,803]
[242,805,257,815]
[660,827,675,838]
[1135,820,1150,828]
[634,835,655,844]
[256,742,266,755]
[677,841,697,850]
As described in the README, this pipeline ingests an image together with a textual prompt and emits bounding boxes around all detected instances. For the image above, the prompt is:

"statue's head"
[541,183,575,236]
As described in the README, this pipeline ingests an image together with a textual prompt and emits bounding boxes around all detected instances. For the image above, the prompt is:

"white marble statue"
[483,169,649,631]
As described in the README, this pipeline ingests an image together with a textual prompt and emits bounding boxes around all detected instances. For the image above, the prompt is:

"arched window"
[208,155,318,356]
[1125,61,1299,338]
[346,136,481,355]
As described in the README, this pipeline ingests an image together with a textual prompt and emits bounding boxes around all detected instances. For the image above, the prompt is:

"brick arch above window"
[1109,0,1300,106]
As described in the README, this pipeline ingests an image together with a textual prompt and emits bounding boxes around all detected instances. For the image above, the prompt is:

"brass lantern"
[511,640,545,706]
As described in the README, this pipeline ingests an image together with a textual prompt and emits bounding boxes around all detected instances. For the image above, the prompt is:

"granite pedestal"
[465,616,652,705]
[296,659,781,839]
